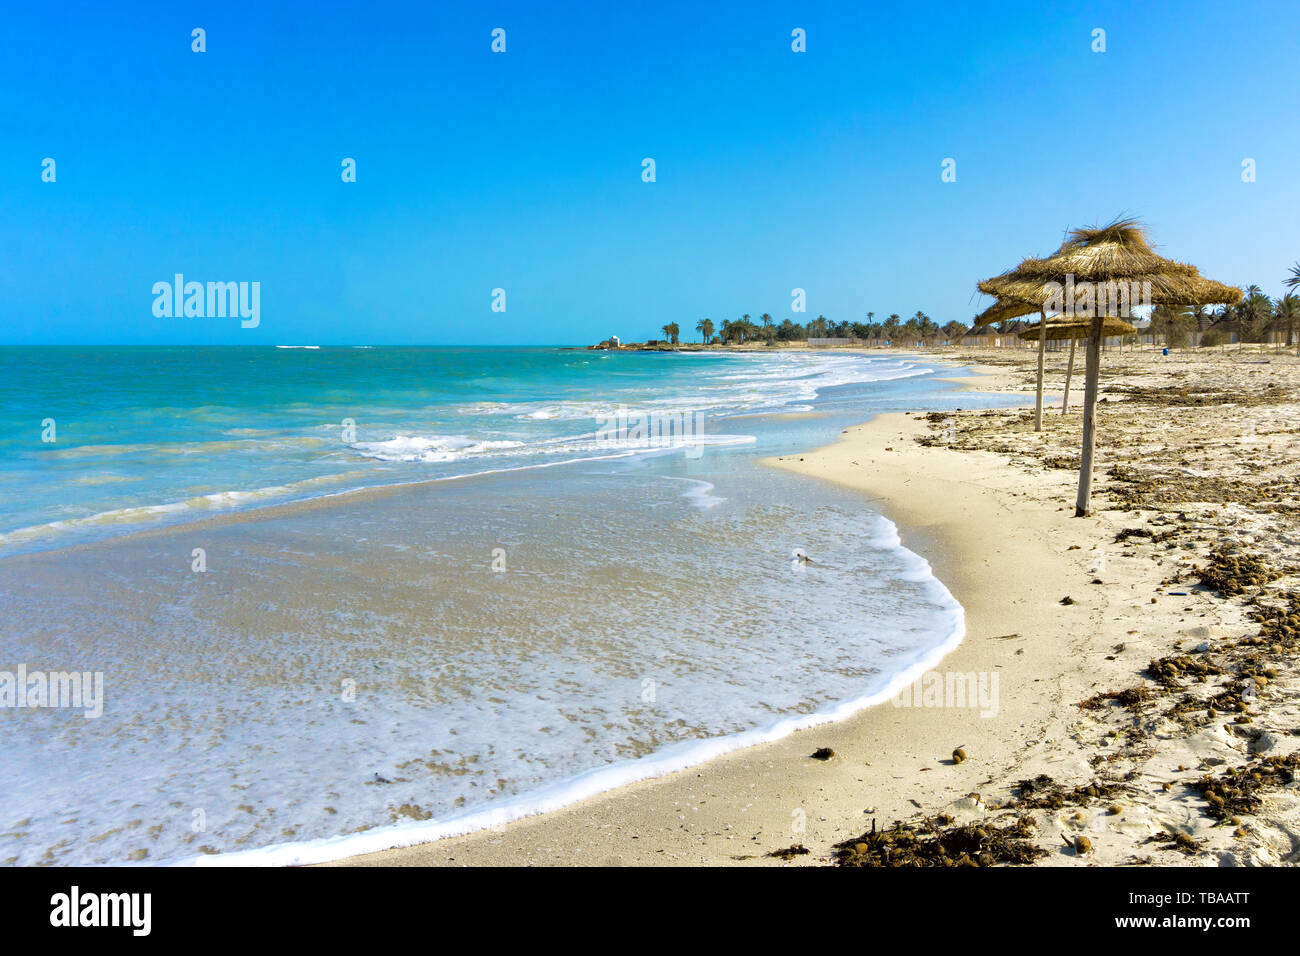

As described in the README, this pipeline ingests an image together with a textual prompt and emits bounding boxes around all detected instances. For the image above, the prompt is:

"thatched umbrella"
[1016,317,1137,413]
[973,297,1051,429]
[974,297,1038,328]
[1015,317,1138,341]
[977,219,1240,516]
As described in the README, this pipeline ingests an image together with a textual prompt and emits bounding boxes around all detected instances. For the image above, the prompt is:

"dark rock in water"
[811,747,835,761]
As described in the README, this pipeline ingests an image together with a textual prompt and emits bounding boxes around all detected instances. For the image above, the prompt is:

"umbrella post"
[1075,312,1105,517]
[1062,338,1076,414]
[1034,308,1046,430]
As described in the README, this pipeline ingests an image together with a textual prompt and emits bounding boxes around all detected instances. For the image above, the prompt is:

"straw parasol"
[976,218,1240,516]
[1015,317,1137,414]
[974,297,1038,328]
[974,296,1052,430]
[1015,317,1137,341]
[1015,316,1136,414]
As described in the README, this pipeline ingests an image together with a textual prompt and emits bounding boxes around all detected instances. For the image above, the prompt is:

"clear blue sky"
[2,0,1296,345]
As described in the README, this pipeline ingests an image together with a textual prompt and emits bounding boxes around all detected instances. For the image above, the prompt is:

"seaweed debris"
[833,815,1046,868]
[1190,753,1300,820]
[1195,549,1282,597]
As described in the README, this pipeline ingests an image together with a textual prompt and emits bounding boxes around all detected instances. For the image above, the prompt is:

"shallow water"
[0,347,1009,865]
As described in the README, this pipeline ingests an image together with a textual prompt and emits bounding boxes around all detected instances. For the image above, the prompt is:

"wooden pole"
[1034,307,1047,431]
[1062,338,1076,414]
[1075,312,1105,517]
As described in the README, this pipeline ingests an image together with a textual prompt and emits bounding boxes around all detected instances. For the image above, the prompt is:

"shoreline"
[192,361,1008,868]
[327,363,1085,867]
[332,347,1300,866]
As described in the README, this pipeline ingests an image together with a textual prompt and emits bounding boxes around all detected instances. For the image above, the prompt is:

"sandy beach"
[336,346,1300,867]
[11,6,1300,944]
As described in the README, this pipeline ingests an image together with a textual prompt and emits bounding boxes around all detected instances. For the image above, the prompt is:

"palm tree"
[1190,304,1210,343]
[1274,294,1299,347]
[696,318,714,344]
[914,311,938,340]
[1239,285,1273,343]
[660,322,680,344]
[942,320,968,341]
[1151,303,1192,347]
[1285,263,1300,294]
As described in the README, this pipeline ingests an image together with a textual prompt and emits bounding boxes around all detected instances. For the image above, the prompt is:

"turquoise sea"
[0,346,923,551]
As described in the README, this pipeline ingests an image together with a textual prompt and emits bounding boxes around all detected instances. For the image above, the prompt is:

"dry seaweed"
[1146,655,1223,686]
[1190,753,1300,820]
[1107,465,1300,511]
[1042,455,1079,470]
[1104,383,1292,407]
[767,844,811,860]
[1241,592,1300,648]
[1008,774,1123,809]
[1145,830,1203,855]
[1195,549,1282,596]
[1114,526,1178,544]
[833,815,1046,867]
[1079,686,1153,712]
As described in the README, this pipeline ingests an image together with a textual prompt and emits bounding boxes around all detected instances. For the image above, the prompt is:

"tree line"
[658,264,1300,348]
[1150,267,1300,347]
[659,312,969,346]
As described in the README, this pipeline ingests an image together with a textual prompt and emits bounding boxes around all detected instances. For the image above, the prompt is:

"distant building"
[960,326,1009,347]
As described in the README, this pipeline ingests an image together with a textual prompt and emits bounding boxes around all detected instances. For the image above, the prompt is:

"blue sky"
[1,0,1296,345]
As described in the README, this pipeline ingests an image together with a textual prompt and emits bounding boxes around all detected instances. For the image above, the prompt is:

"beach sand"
[337,346,1300,866]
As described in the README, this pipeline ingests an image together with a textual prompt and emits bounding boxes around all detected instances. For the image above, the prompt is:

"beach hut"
[959,324,1003,347]
[975,219,1240,516]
